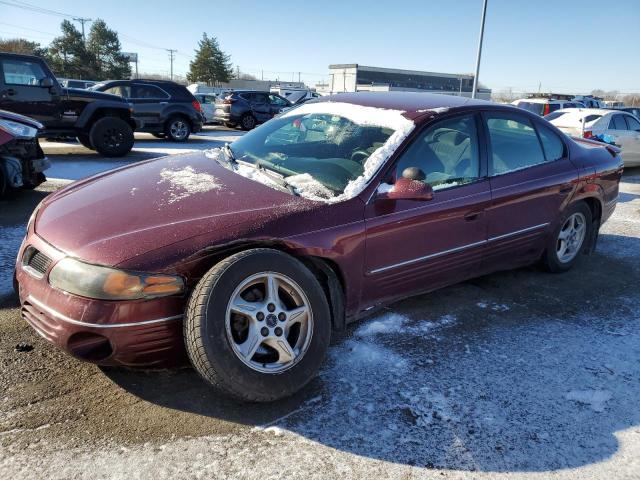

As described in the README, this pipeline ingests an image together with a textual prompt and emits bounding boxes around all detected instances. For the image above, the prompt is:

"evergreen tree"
[187,34,233,85]
[47,20,93,78]
[86,19,131,80]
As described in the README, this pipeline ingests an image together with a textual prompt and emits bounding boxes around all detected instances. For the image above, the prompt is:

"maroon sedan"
[16,93,622,401]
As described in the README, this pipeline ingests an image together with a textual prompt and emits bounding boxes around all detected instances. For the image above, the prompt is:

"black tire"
[152,133,166,139]
[0,166,8,199]
[77,134,94,150]
[164,116,191,142]
[543,202,592,273]
[89,117,134,157]
[224,122,237,129]
[184,248,331,402]
[239,113,256,131]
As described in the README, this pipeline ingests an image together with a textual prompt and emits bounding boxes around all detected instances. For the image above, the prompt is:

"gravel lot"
[1,132,639,479]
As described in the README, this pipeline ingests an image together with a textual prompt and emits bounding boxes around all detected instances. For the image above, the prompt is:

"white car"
[511,98,584,116]
[193,93,218,124]
[546,108,640,166]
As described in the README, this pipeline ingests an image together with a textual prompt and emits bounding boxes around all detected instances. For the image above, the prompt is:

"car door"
[130,84,169,128]
[362,113,490,306]
[250,92,271,123]
[481,111,578,271]
[0,57,60,124]
[268,94,290,117]
[606,114,640,165]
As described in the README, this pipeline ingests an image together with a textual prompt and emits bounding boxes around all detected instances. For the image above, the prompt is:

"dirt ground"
[1,140,639,478]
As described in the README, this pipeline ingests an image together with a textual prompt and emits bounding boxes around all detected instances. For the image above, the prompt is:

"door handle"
[464,211,482,221]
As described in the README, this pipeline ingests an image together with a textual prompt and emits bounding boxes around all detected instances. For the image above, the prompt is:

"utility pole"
[73,17,92,42]
[471,0,488,99]
[237,65,240,79]
[298,72,301,84]
[167,49,176,81]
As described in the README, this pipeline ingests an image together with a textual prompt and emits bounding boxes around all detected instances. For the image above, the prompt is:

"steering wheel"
[350,149,370,163]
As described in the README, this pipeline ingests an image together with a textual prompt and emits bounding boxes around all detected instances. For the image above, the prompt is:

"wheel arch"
[570,194,603,253]
[186,240,347,332]
[77,104,136,131]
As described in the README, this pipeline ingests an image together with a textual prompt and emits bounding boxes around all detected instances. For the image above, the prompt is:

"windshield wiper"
[237,159,299,196]
[222,143,237,164]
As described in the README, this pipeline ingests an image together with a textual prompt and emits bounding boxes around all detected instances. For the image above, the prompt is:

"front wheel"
[89,117,134,157]
[184,248,331,402]
[543,202,592,272]
[77,134,95,150]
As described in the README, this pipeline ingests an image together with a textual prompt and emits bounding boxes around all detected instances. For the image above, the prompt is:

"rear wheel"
[165,117,191,142]
[184,248,331,402]
[0,167,8,199]
[77,134,95,150]
[240,114,256,131]
[543,202,592,272]
[89,117,134,157]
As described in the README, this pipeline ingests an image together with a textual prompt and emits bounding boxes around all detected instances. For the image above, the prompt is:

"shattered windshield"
[225,113,395,200]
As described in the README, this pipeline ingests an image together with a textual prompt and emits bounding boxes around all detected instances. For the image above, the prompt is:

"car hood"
[35,153,319,266]
[63,87,125,103]
[0,108,42,129]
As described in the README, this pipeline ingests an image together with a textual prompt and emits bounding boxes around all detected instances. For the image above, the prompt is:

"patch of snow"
[476,302,488,309]
[285,173,335,200]
[158,166,222,204]
[355,312,407,337]
[566,389,612,412]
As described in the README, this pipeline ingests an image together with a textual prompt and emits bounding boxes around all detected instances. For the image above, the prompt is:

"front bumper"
[15,232,187,367]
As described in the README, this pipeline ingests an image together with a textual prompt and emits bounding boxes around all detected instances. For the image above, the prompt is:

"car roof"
[514,98,570,104]
[312,92,491,116]
[553,108,618,116]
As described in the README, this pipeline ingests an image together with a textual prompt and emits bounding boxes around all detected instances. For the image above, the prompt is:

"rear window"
[515,102,544,115]
[584,114,602,124]
[543,112,567,122]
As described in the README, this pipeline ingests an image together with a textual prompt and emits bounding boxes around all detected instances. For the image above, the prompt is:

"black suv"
[214,90,291,130]
[92,79,203,141]
[0,53,137,157]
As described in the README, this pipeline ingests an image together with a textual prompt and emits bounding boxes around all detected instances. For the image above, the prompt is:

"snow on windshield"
[205,102,414,203]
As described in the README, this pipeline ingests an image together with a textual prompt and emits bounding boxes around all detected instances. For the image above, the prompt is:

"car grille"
[22,247,52,276]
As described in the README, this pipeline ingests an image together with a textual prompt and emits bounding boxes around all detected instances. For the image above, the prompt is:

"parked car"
[15,92,622,401]
[546,108,640,166]
[572,95,604,109]
[92,79,203,141]
[193,93,218,124]
[512,98,583,116]
[0,53,137,157]
[0,109,49,198]
[214,90,292,130]
[58,78,97,89]
[619,107,640,120]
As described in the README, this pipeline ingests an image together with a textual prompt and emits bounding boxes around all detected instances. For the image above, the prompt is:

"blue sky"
[1,0,638,94]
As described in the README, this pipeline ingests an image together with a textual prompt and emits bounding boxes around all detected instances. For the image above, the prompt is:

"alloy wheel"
[170,120,189,140]
[225,271,313,374]
[556,212,586,263]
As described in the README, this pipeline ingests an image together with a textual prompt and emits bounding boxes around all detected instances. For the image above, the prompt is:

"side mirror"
[39,77,54,88]
[377,177,434,201]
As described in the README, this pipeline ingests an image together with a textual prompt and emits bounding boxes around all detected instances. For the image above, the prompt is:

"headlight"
[0,118,39,139]
[49,257,185,300]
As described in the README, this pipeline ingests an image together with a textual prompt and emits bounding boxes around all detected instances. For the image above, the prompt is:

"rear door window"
[485,114,547,175]
[609,115,628,130]
[624,115,640,131]
[104,85,131,98]
[536,124,565,161]
[132,85,169,99]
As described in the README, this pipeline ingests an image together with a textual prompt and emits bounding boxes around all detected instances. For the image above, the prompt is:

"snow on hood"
[158,166,222,204]
[205,102,414,203]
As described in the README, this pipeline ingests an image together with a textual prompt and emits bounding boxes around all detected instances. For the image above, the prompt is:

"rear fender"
[76,102,135,130]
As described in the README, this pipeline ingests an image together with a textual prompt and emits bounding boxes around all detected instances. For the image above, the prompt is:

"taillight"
[192,100,202,112]
[543,104,550,116]
[583,130,593,139]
